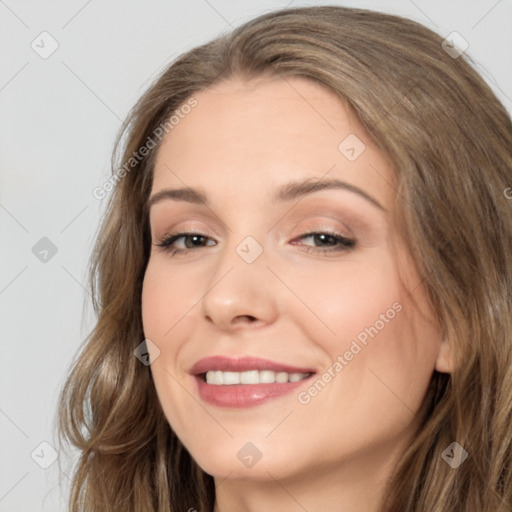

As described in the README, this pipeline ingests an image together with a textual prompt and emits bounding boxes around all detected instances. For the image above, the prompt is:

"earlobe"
[435,338,455,374]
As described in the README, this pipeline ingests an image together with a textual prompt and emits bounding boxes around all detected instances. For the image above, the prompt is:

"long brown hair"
[56,5,512,511]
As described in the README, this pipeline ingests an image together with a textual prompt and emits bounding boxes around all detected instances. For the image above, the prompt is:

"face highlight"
[141,76,446,495]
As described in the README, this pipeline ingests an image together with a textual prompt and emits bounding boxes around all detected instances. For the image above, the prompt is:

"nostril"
[231,315,258,324]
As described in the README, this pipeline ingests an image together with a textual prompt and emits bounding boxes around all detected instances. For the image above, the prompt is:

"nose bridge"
[200,231,279,329]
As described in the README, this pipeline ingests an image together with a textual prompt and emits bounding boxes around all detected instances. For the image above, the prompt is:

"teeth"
[222,371,240,385]
[259,370,275,383]
[205,370,310,385]
[240,370,259,384]
[275,372,288,383]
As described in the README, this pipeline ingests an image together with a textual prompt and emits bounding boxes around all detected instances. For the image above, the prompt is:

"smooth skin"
[141,75,454,512]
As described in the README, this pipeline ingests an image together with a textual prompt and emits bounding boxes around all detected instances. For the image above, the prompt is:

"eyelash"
[154,230,356,256]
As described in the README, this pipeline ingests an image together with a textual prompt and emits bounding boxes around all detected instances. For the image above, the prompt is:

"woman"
[57,5,512,511]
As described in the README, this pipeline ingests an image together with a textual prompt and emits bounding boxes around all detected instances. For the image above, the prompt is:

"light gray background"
[1,1,511,510]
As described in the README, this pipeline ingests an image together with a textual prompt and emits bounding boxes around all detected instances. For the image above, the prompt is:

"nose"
[200,249,280,332]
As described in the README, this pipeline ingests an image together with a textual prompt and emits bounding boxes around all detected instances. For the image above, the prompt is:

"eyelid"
[291,218,354,240]
[150,213,224,238]
[152,220,218,240]
[153,214,355,241]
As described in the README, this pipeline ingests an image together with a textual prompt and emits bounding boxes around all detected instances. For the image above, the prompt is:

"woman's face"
[142,76,446,484]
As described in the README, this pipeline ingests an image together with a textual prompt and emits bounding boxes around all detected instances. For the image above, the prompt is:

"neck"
[212,438,407,512]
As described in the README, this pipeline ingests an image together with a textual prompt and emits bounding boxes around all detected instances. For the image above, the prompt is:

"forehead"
[152,75,395,209]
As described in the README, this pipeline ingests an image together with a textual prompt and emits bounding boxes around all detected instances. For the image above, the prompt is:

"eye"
[292,231,356,255]
[154,232,216,256]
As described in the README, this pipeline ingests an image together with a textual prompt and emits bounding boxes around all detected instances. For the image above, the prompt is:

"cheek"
[291,252,404,352]
[293,251,439,417]
[141,259,201,431]
[141,258,202,341]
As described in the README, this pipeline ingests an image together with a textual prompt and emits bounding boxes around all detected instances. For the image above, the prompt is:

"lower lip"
[194,375,314,408]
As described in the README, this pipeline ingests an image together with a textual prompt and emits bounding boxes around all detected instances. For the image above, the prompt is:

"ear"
[435,337,456,373]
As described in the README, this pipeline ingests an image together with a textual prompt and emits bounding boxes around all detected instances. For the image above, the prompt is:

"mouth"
[190,356,316,408]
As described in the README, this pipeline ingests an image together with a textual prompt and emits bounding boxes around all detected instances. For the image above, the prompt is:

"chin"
[186,439,302,481]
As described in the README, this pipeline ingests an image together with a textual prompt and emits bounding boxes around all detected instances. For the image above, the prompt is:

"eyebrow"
[146,178,385,212]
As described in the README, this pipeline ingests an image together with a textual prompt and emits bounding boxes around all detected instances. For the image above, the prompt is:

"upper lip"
[189,356,316,376]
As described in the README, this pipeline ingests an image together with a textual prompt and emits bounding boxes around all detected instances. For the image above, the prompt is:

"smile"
[190,356,316,408]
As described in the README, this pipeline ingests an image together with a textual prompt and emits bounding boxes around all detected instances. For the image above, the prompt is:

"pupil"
[316,234,335,246]
[186,235,204,248]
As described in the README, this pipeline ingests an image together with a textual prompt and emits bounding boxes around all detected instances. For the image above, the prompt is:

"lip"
[189,356,316,409]
[189,355,316,375]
